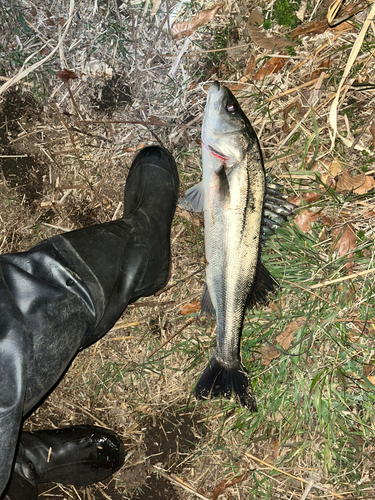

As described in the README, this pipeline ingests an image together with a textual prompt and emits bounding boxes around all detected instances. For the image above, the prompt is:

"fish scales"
[179,81,295,409]
[207,149,264,367]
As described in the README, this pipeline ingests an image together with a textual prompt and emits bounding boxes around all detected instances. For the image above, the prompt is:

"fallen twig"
[147,317,196,359]
[310,268,375,290]
[153,466,211,500]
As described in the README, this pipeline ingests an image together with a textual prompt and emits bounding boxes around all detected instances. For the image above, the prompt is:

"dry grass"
[2,0,375,499]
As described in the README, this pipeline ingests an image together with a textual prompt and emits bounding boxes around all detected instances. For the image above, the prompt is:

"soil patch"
[0,91,47,206]
[131,407,207,500]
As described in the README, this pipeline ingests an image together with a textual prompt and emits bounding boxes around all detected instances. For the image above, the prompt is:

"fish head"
[202,81,258,165]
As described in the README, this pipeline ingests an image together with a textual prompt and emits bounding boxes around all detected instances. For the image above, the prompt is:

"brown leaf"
[56,69,78,83]
[331,223,357,273]
[362,208,375,219]
[310,157,330,173]
[320,158,343,185]
[366,375,375,386]
[311,58,333,80]
[151,0,161,16]
[147,115,167,126]
[252,56,286,81]
[353,175,375,194]
[276,318,306,350]
[290,4,355,39]
[179,300,201,316]
[288,191,321,206]
[211,471,249,500]
[172,3,224,40]
[290,15,330,37]
[282,101,301,133]
[123,142,146,153]
[336,169,366,193]
[272,437,279,460]
[228,83,245,91]
[239,55,256,83]
[294,209,320,233]
[259,345,280,366]
[248,8,297,51]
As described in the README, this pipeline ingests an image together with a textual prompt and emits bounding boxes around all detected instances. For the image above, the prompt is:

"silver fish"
[180,82,294,409]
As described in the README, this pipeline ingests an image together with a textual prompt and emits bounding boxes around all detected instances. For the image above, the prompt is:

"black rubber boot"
[57,144,180,346]
[3,426,125,500]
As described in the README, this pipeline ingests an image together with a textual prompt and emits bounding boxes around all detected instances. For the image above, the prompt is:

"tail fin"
[194,355,257,411]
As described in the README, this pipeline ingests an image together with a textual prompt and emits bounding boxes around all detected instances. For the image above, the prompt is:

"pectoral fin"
[179,181,204,213]
[216,164,230,200]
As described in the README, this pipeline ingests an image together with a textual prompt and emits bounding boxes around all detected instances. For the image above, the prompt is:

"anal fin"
[200,283,216,317]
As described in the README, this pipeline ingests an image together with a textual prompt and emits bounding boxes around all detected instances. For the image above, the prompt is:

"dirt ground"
[2,0,375,499]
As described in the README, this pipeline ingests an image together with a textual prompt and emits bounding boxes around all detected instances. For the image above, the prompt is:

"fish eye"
[226,102,237,114]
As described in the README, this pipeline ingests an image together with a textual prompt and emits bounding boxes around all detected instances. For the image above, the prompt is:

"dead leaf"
[151,0,161,16]
[290,15,330,37]
[362,208,375,219]
[320,158,343,185]
[56,69,78,83]
[123,142,146,153]
[248,8,297,51]
[369,122,375,148]
[211,471,249,500]
[353,175,375,194]
[294,209,320,233]
[331,223,357,273]
[259,345,280,366]
[172,3,224,40]
[239,55,256,83]
[252,56,286,81]
[311,58,333,80]
[336,169,366,193]
[228,83,245,91]
[290,7,354,39]
[288,191,321,206]
[147,115,167,126]
[282,101,301,133]
[328,159,343,177]
[179,300,201,315]
[276,318,306,350]
[365,375,375,386]
[272,436,279,460]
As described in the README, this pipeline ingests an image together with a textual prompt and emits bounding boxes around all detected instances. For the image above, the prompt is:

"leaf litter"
[2,0,375,498]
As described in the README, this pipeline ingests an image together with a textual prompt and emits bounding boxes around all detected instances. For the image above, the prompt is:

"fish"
[180,81,295,410]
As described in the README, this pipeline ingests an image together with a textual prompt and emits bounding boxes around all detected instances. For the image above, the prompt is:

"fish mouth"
[206,81,222,104]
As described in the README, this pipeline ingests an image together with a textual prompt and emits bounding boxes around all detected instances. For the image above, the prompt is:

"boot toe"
[131,145,178,183]
[21,425,125,487]
[91,426,125,480]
